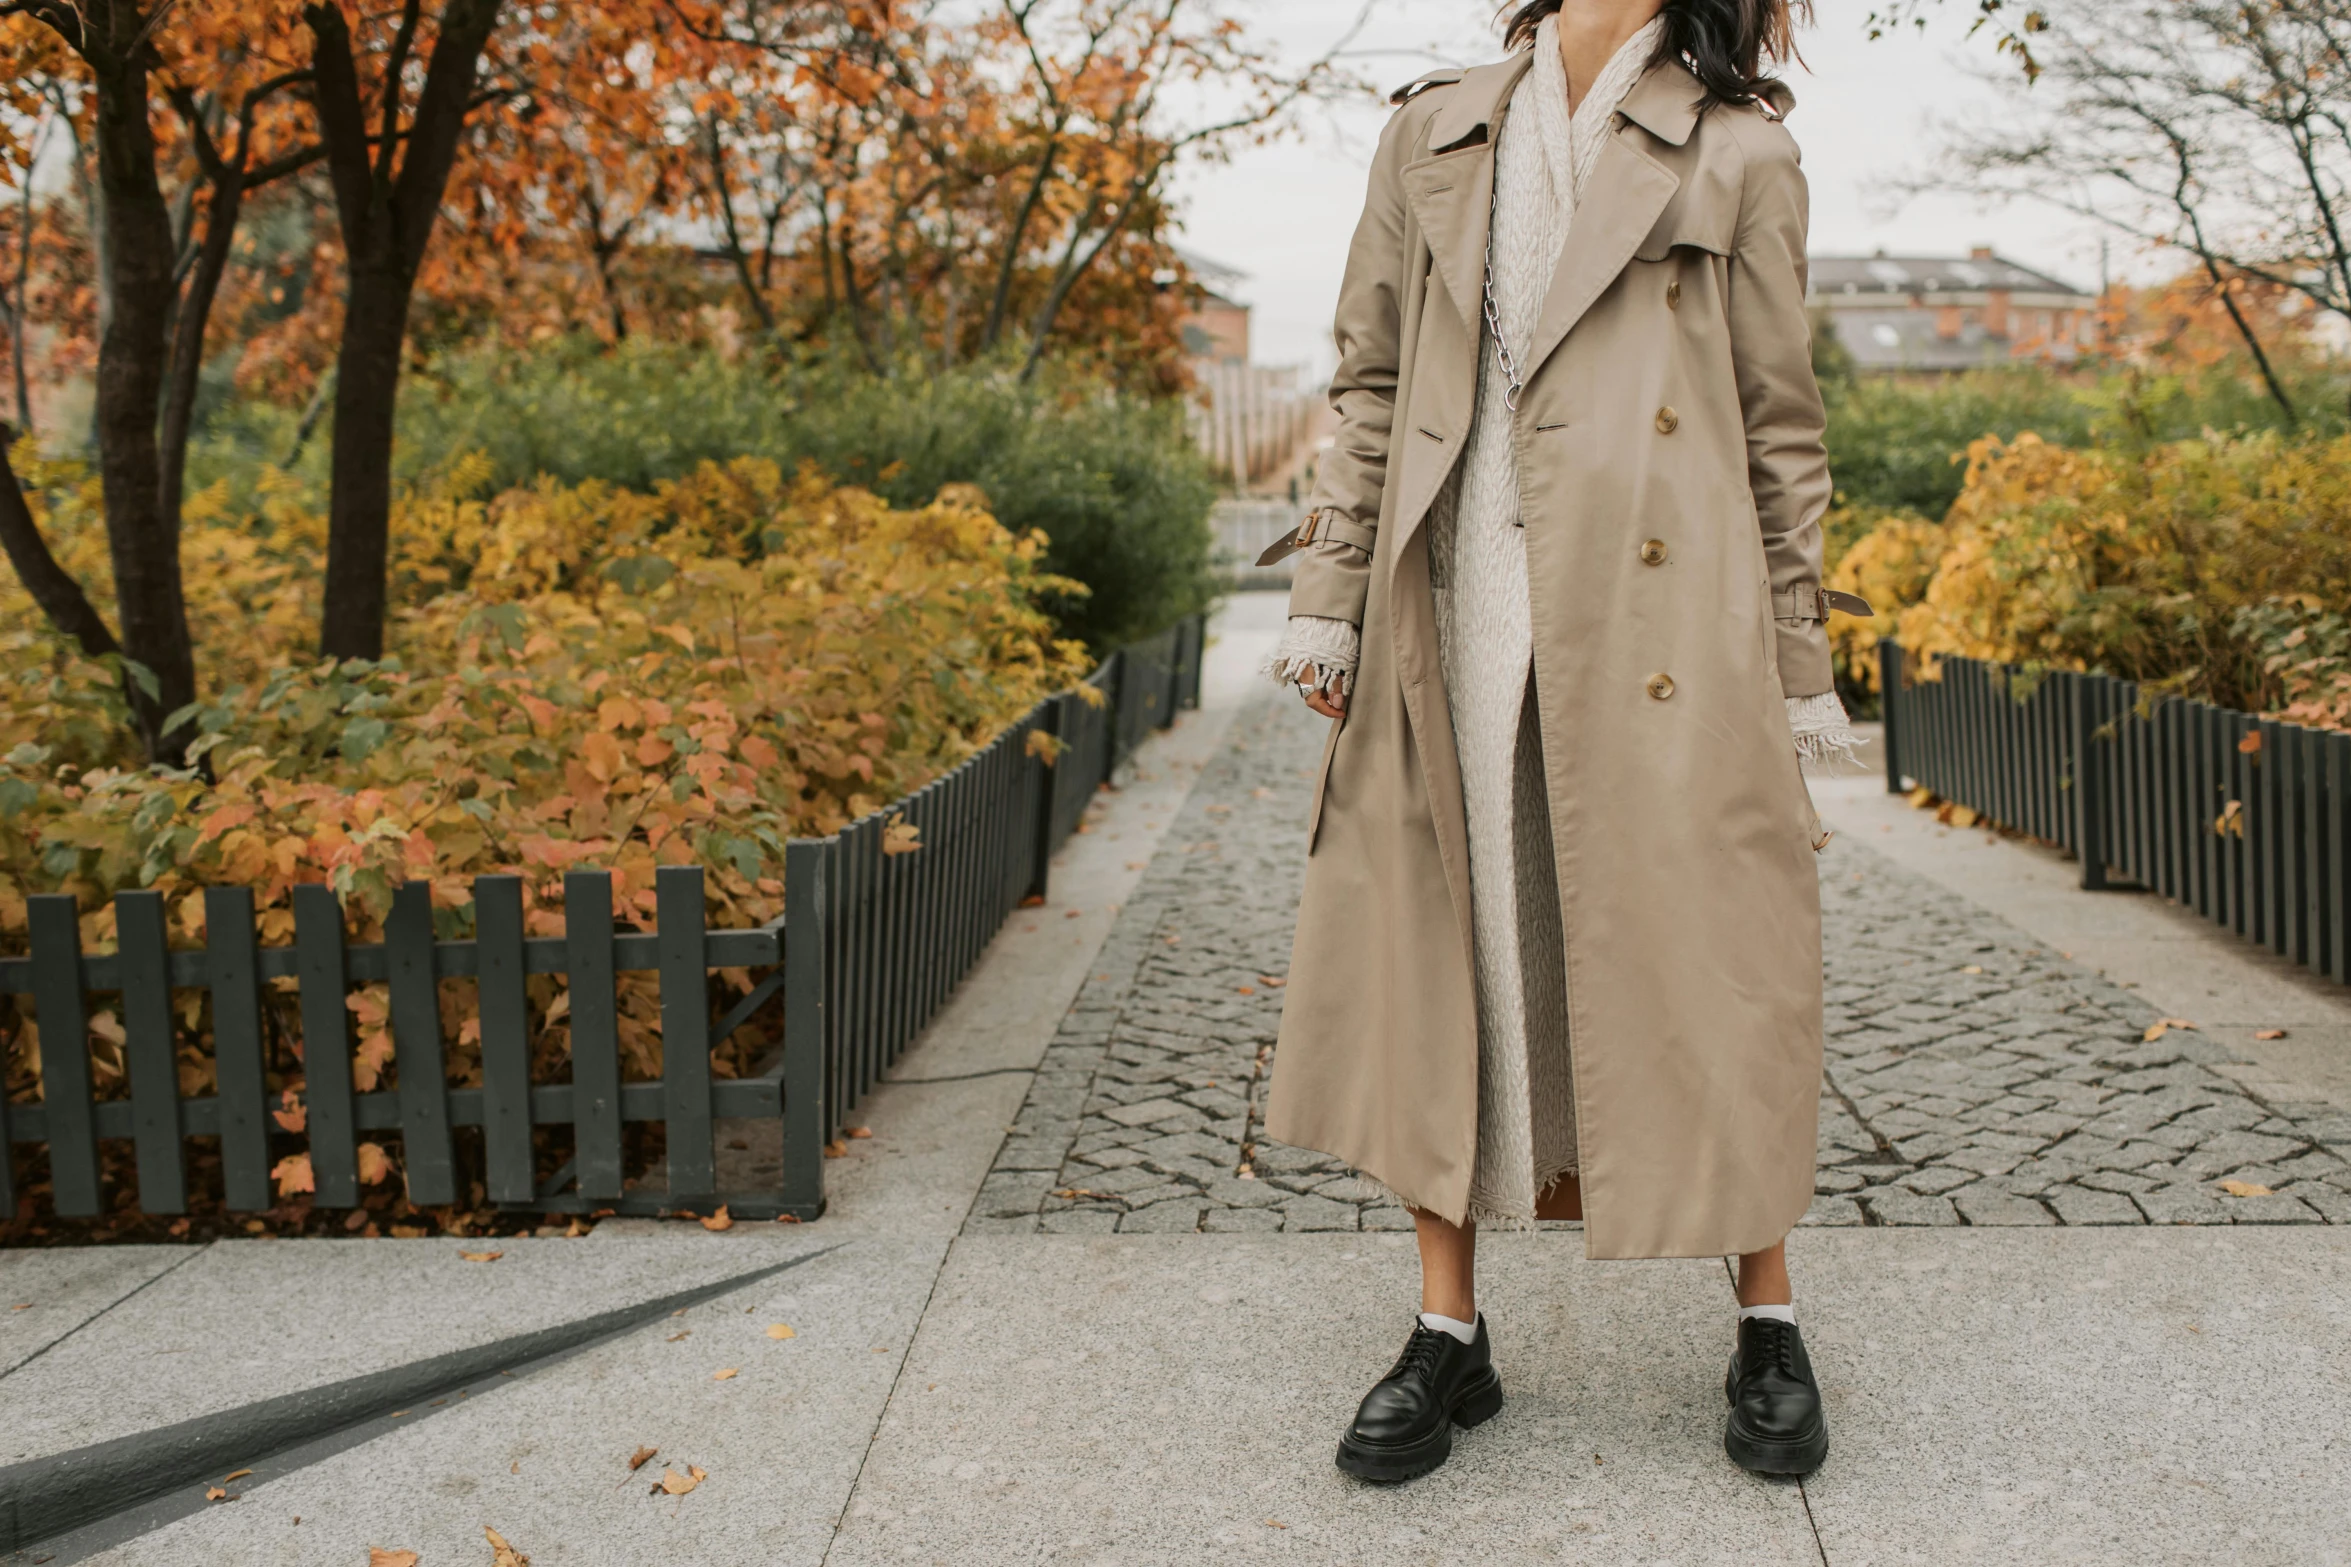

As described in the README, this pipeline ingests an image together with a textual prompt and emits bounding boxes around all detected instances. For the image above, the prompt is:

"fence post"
[1879,640,1905,794]
[782,838,831,1218]
[28,895,100,1216]
[657,865,716,1201]
[1027,698,1064,904]
[2071,673,2110,891]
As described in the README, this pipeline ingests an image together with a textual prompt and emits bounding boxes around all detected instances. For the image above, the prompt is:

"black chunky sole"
[1335,1366,1505,1483]
[1724,1417,1828,1476]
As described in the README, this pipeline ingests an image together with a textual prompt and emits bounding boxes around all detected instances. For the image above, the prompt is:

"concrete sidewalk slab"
[63,1236,944,1567]
[0,1246,190,1378]
[828,1233,1819,1567]
[0,1229,831,1467]
[1792,1226,2351,1566]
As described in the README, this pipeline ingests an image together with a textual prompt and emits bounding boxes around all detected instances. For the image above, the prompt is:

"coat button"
[1647,673,1676,701]
[1666,278,1682,309]
[1655,406,1679,434]
[1639,539,1668,566]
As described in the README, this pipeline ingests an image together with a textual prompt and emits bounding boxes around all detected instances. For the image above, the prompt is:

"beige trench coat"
[1263,51,1836,1261]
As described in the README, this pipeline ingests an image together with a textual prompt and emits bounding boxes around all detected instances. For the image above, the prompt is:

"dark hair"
[1501,0,1809,107]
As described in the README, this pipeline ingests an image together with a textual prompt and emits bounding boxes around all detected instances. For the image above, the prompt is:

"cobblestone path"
[964,692,2351,1235]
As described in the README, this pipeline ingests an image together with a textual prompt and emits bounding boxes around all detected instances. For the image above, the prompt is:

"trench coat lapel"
[1520,125,1677,388]
[1401,51,1533,334]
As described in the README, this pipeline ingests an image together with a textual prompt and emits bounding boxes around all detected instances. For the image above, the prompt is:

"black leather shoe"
[1335,1317,1505,1482]
[1724,1316,1830,1475]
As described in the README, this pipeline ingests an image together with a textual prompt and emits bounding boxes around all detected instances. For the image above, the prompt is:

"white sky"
[1167,0,2117,375]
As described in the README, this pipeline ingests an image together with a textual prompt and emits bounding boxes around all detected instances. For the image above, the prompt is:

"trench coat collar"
[1403,52,1534,334]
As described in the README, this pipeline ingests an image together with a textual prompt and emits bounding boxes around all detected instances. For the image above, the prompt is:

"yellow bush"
[1829,431,2351,719]
[2,455,1091,1123]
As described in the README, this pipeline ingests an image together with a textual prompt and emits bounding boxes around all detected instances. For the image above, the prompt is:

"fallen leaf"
[390,1224,428,1239]
[668,1331,691,1342]
[656,1465,707,1496]
[485,1525,530,1566]
[369,1551,419,1567]
[823,1140,848,1159]
[1237,985,1256,995]
[1018,893,1045,908]
[1906,785,1936,808]
[847,1126,873,1139]
[460,1250,505,1263]
[205,1487,227,1501]
[1265,1519,1288,1529]
[2161,1017,2198,1031]
[2255,1028,2289,1040]
[2220,1180,2274,1197]
[356,1141,394,1186]
[766,1323,796,1340]
[699,1207,734,1232]
[1259,976,1287,988]
[2238,731,2263,755]
[712,1368,738,1381]
[223,1469,252,1482]
[1961,965,1983,975]
[10,1304,29,1311]
[776,1214,803,1224]
[628,1446,659,1471]
[1052,1188,1113,1201]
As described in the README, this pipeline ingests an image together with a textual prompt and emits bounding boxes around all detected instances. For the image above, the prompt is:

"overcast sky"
[1167,0,2113,374]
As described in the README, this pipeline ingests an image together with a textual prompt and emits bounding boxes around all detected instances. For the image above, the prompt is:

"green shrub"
[391,341,1219,651]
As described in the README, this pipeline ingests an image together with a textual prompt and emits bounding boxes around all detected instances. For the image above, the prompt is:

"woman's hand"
[1302,682,1348,721]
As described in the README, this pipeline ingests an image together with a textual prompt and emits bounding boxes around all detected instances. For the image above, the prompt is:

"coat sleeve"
[1726,117,1836,699]
[1286,105,1419,628]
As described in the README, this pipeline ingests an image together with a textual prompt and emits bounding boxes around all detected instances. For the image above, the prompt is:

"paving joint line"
[0,1241,214,1384]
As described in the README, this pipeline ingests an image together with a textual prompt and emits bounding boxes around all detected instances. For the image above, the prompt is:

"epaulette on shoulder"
[1389,68,1466,106]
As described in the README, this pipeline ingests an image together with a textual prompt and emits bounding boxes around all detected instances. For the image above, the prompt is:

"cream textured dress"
[1268,19,1858,1229]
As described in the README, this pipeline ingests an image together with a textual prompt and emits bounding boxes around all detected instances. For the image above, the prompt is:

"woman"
[1259,0,1864,1484]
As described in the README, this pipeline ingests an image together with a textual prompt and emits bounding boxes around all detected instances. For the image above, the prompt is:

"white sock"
[1418,1310,1479,1345]
[1738,1303,1796,1325]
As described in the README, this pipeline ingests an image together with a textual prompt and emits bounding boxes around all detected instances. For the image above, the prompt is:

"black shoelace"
[1393,1323,1452,1384]
[1745,1318,1796,1381]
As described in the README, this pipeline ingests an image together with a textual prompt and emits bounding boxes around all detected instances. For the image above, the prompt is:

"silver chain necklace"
[1481,227,1528,415]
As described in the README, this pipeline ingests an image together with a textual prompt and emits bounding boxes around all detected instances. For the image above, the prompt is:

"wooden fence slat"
[784,838,831,1214]
[657,865,715,1200]
[2322,737,2341,982]
[473,875,535,1204]
[27,895,100,1216]
[293,883,360,1208]
[0,1076,11,1217]
[386,882,456,1206]
[564,871,626,1201]
[204,887,273,1213]
[2301,725,2327,978]
[110,892,186,1216]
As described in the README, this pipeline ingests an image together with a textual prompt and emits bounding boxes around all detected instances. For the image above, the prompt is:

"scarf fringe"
[1262,614,1360,698]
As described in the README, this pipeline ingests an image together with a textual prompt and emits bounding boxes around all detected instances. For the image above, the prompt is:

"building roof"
[1809,252,2090,301]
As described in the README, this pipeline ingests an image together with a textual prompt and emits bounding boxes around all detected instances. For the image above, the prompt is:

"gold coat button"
[1647,673,1676,701]
[1639,538,1669,566]
[1666,278,1682,309]
[1655,406,1679,434]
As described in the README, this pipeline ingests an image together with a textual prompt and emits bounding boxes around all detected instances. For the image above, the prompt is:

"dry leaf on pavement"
[485,1525,530,1566]
[656,1465,708,1496]
[699,1207,734,1232]
[222,1469,251,1482]
[369,1551,420,1567]
[460,1250,504,1263]
[847,1126,873,1139]
[667,1331,690,1342]
[204,1487,227,1501]
[712,1368,738,1381]
[627,1446,658,1470]
[2220,1180,2274,1197]
[766,1323,795,1340]
[2256,1028,2289,1040]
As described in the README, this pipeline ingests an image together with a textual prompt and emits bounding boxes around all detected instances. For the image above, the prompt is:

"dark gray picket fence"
[0,614,1205,1223]
[1880,640,2351,986]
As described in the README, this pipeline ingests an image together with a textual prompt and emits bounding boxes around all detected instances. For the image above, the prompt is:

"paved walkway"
[6,593,2350,1566]
[971,682,2350,1236]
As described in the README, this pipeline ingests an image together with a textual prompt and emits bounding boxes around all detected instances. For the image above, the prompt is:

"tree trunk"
[87,43,197,758]
[0,424,119,659]
[305,0,505,662]
[317,257,412,661]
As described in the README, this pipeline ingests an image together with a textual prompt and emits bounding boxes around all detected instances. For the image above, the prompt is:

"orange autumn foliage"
[0,455,1090,1117]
